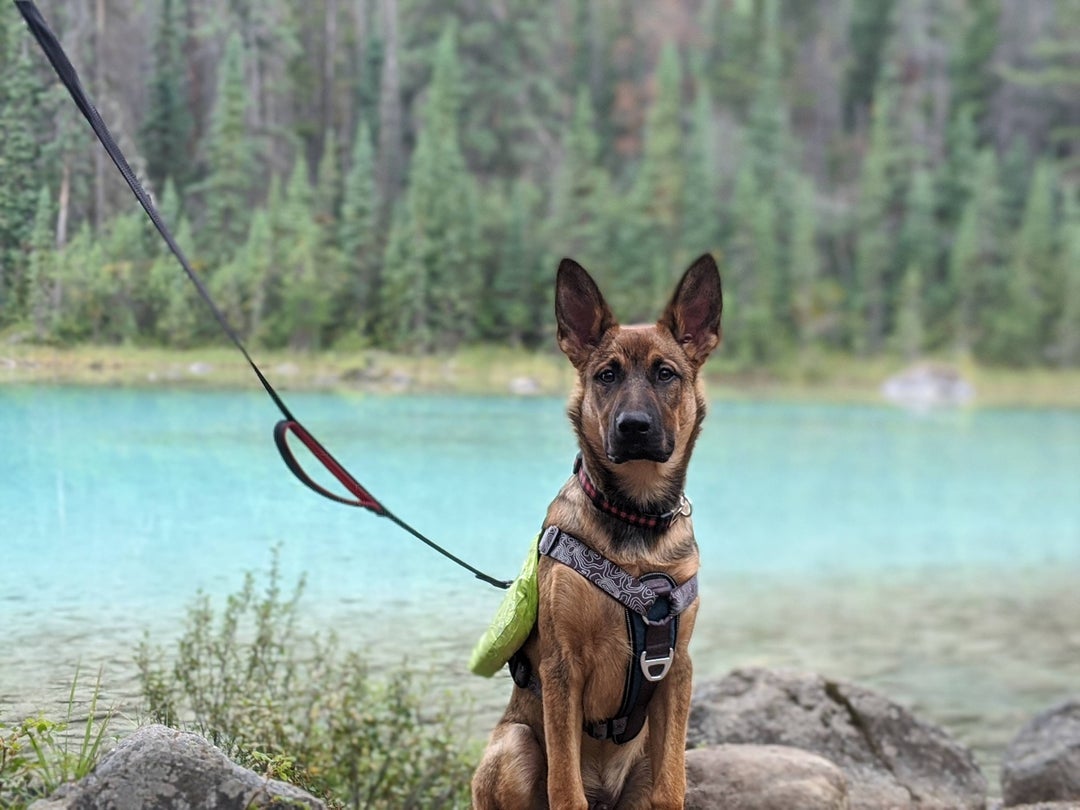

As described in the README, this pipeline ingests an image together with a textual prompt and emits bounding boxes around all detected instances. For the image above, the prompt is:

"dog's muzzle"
[606,410,672,464]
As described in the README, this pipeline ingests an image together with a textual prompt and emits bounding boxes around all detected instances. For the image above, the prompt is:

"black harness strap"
[15,0,511,592]
[510,526,698,745]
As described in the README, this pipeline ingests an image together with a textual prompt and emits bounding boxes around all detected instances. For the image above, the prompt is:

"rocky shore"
[30,667,1080,809]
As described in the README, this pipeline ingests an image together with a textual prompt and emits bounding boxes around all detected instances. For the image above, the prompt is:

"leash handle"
[273,420,387,512]
[16,0,511,591]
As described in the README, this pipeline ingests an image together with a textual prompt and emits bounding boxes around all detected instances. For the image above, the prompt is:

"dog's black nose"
[616,411,652,435]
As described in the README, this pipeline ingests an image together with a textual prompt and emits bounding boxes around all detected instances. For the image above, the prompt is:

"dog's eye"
[596,368,618,384]
[657,366,677,382]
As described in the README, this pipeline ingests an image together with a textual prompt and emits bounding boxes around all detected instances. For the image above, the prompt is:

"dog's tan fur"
[472,256,722,810]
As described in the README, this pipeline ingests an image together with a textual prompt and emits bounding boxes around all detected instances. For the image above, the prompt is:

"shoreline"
[3,343,1080,408]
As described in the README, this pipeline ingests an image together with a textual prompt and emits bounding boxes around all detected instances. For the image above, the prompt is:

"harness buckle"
[640,648,674,682]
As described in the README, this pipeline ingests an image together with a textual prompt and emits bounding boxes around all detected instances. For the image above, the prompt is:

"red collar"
[574,454,690,531]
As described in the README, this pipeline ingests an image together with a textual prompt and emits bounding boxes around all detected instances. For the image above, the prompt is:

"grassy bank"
[2,342,1080,407]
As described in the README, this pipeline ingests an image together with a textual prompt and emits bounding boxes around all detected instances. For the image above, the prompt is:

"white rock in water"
[881,362,974,408]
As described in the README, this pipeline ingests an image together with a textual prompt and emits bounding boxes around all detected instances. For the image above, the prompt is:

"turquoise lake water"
[1,385,1078,782]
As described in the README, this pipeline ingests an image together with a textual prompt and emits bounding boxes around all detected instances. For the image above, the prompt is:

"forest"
[0,0,1078,368]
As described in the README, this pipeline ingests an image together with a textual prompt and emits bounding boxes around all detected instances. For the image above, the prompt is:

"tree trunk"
[93,0,106,231]
[376,0,403,222]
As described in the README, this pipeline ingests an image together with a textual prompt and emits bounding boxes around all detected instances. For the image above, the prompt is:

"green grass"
[2,341,1080,407]
[0,667,115,809]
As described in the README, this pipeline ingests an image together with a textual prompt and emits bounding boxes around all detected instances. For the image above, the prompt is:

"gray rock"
[685,744,849,810]
[29,724,325,810]
[1003,699,1080,806]
[688,667,987,810]
[881,362,975,408]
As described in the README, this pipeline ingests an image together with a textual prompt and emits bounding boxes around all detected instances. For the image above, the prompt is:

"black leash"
[15,0,511,591]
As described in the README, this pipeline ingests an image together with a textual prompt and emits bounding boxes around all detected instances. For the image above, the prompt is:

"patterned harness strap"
[508,526,699,745]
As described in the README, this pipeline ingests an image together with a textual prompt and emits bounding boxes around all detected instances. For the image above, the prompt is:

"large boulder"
[688,667,987,810]
[1002,700,1080,806]
[30,724,325,810]
[685,744,849,810]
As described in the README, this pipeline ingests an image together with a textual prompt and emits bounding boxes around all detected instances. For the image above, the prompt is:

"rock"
[29,724,325,810]
[508,376,541,396]
[685,744,849,810]
[688,667,987,810]
[881,362,975,408]
[1002,699,1080,806]
[188,361,213,376]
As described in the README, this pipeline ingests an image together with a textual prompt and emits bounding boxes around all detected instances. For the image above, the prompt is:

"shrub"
[135,550,473,809]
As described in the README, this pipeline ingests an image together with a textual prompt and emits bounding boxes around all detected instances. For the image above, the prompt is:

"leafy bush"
[0,667,114,808]
[135,550,474,809]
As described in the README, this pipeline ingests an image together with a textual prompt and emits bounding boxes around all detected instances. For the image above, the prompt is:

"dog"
[472,254,722,810]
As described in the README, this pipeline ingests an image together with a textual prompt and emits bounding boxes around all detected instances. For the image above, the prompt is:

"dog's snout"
[616,411,653,436]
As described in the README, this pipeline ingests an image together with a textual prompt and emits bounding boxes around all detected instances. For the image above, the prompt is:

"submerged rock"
[685,744,849,810]
[1002,699,1080,807]
[30,724,325,810]
[688,667,987,809]
[881,362,975,408]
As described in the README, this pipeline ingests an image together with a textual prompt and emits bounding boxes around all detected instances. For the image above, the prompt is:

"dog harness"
[509,524,699,745]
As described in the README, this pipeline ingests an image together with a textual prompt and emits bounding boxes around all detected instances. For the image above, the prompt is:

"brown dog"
[472,255,722,810]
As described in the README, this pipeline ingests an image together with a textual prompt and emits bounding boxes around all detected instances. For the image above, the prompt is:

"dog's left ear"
[660,254,723,365]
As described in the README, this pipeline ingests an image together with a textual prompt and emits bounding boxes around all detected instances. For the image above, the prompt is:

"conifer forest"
[1,0,1078,368]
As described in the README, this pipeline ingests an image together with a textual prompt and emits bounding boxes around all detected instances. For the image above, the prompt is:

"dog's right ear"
[555,258,616,368]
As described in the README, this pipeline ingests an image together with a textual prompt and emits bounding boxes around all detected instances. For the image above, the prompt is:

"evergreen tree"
[844,0,897,127]
[339,120,379,336]
[314,129,341,225]
[201,32,255,267]
[983,160,1056,364]
[548,88,612,282]
[949,149,1006,355]
[26,187,56,340]
[278,158,333,350]
[0,18,45,323]
[852,74,901,354]
[141,0,191,196]
[485,180,543,346]
[894,264,925,360]
[619,43,684,320]
[399,24,478,350]
[376,200,425,350]
[789,174,824,348]
[949,0,1001,133]
[153,217,203,346]
[680,74,721,263]
[1058,193,1080,366]
[898,166,940,347]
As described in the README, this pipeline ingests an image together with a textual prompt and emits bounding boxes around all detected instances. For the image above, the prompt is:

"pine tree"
[1058,193,1080,366]
[141,0,191,196]
[0,17,45,323]
[680,73,721,263]
[339,120,379,337]
[201,32,255,267]
[314,129,341,226]
[619,43,684,321]
[898,166,940,348]
[949,150,1006,355]
[400,24,478,350]
[376,200,425,350]
[950,0,1001,133]
[894,265,925,361]
[26,187,56,340]
[790,175,823,348]
[278,158,332,351]
[844,0,897,127]
[983,160,1056,364]
[852,73,902,354]
[154,217,203,346]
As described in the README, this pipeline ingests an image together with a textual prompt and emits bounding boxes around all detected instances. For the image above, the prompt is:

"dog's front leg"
[645,608,697,809]
[539,654,588,810]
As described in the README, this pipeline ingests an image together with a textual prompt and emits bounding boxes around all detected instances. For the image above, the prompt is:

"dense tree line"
[0,0,1078,366]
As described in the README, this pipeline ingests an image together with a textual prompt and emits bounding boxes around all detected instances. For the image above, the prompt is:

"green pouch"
[468,533,540,677]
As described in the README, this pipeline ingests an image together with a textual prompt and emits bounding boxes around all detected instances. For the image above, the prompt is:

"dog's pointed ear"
[556,258,617,368]
[661,254,723,365]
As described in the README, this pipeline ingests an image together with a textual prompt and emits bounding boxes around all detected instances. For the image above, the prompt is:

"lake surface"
[2,385,1078,786]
